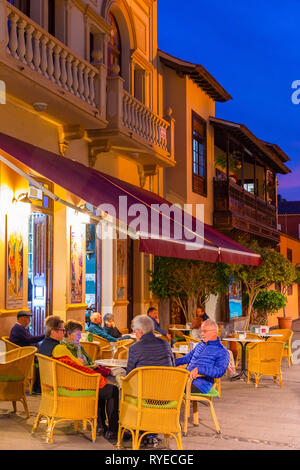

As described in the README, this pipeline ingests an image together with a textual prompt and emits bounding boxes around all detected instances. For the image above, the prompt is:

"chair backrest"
[80,341,100,362]
[154,331,170,343]
[268,329,293,344]
[1,336,21,351]
[122,366,189,404]
[0,346,37,379]
[248,341,285,363]
[36,353,101,393]
[89,333,110,348]
[245,333,261,340]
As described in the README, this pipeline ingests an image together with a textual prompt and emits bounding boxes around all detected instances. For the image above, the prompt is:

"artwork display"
[116,239,127,301]
[6,214,24,309]
[70,226,84,303]
[228,277,242,319]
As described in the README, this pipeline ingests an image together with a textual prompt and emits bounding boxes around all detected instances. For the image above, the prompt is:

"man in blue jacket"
[175,319,229,394]
[147,307,172,342]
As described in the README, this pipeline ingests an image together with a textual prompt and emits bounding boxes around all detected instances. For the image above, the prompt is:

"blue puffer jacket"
[175,338,229,393]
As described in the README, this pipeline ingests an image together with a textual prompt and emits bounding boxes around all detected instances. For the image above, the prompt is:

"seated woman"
[103,313,132,340]
[52,320,119,440]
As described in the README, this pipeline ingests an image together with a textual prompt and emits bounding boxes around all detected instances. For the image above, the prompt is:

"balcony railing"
[2,1,100,110]
[213,178,279,242]
[123,91,170,153]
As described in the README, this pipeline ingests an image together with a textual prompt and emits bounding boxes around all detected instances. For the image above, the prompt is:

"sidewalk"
[1,322,300,451]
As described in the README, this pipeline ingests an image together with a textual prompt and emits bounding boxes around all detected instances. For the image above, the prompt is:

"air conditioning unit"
[28,186,43,200]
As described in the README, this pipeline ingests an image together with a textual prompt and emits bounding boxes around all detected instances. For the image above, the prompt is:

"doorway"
[28,212,52,335]
[85,223,101,315]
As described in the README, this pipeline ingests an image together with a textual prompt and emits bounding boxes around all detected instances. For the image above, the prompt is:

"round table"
[223,337,264,380]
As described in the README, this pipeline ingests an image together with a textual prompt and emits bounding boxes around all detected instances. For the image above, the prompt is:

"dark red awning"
[0,131,261,266]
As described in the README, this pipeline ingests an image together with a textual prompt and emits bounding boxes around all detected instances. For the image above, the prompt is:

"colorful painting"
[70,226,84,303]
[6,215,24,309]
[116,239,127,300]
[228,277,242,319]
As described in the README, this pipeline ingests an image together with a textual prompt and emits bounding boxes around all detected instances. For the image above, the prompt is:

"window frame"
[192,111,207,197]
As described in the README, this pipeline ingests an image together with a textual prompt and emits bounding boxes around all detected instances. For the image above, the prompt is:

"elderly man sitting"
[87,312,119,342]
[175,319,229,394]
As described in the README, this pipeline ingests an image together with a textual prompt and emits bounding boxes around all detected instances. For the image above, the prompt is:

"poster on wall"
[6,214,24,310]
[70,226,84,304]
[228,277,242,319]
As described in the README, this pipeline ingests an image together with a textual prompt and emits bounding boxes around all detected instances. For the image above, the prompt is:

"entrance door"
[127,238,134,330]
[28,213,52,335]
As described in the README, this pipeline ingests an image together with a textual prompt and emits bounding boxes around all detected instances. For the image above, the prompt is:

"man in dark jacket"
[126,314,174,447]
[9,310,45,347]
[38,316,65,357]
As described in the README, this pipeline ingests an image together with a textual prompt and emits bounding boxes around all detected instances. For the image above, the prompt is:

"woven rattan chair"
[0,346,37,418]
[183,375,221,436]
[247,341,285,387]
[117,366,189,450]
[154,330,170,344]
[79,341,100,362]
[267,329,294,367]
[86,333,111,359]
[32,354,100,444]
[100,338,135,359]
[1,336,36,394]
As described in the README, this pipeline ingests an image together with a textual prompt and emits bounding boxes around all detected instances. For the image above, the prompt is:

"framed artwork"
[70,226,84,304]
[6,214,24,309]
[116,238,127,301]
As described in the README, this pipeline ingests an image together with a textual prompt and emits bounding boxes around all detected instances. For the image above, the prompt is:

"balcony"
[87,74,175,170]
[0,1,107,129]
[213,178,280,244]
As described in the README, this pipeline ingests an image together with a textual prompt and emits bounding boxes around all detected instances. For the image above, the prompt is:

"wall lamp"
[12,192,32,204]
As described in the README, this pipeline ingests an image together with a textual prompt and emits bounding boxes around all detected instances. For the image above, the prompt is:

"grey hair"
[131,314,154,334]
[103,313,113,324]
[202,319,218,331]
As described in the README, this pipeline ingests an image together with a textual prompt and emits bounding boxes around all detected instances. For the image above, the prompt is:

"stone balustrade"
[123,90,170,152]
[4,2,99,108]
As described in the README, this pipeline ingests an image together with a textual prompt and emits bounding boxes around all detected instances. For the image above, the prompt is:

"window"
[192,112,207,196]
[287,248,293,263]
[287,285,293,296]
[107,12,121,76]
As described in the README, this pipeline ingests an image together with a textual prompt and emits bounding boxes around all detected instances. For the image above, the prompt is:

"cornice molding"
[131,49,153,72]
[71,0,112,34]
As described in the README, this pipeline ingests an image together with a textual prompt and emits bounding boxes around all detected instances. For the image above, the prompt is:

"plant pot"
[277,317,292,329]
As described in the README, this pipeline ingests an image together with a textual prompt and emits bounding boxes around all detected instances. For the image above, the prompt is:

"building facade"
[0,0,174,336]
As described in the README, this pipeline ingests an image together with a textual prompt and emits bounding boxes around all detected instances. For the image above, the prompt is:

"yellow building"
[0,0,174,336]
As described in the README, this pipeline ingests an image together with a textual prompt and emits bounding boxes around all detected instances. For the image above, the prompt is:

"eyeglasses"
[55,328,66,332]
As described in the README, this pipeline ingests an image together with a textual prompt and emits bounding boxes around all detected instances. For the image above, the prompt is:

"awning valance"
[0,131,261,266]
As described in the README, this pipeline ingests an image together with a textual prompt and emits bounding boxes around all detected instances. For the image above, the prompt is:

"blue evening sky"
[157,0,300,201]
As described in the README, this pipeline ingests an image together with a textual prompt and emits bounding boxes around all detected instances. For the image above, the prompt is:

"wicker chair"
[1,336,36,394]
[117,366,189,450]
[32,354,100,444]
[0,346,37,418]
[183,375,221,436]
[267,329,294,367]
[247,341,285,387]
[101,338,135,359]
[79,341,100,362]
[86,333,111,359]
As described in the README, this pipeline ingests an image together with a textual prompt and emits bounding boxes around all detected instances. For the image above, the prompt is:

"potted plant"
[252,290,287,326]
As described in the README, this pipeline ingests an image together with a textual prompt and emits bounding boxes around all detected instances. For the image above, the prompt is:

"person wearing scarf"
[52,320,119,440]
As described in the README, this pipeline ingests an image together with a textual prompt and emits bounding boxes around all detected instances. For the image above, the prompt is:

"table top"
[223,337,263,343]
[169,327,192,331]
[95,358,128,368]
[258,333,283,337]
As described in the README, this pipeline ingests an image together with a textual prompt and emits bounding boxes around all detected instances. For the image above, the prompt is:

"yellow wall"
[267,233,300,327]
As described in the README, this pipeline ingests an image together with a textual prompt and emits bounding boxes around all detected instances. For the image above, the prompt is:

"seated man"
[175,319,229,394]
[87,312,118,342]
[38,316,65,357]
[147,307,172,342]
[126,314,174,447]
[9,310,45,347]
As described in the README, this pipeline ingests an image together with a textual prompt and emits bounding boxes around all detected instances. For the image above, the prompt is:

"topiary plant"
[252,289,287,325]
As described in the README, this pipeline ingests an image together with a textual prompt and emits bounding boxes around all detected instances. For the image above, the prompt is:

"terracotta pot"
[277,317,292,329]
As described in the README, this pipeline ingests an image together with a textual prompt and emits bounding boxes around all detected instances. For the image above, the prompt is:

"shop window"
[107,12,121,76]
[192,112,207,197]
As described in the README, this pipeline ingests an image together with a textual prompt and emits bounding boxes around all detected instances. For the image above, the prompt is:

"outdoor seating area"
[0,320,298,451]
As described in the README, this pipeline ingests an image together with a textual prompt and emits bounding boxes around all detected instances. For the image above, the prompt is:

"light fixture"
[33,102,48,112]
[12,192,32,204]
